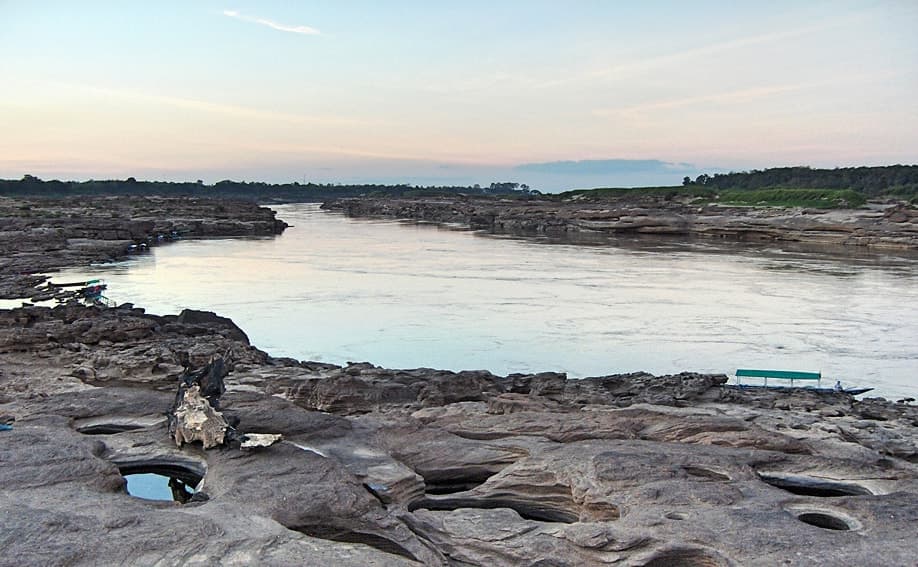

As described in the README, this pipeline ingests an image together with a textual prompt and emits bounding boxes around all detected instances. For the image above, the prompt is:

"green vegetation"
[558,186,868,209]
[717,188,867,209]
[0,176,538,202]
[557,185,716,201]
[565,165,916,209]
[685,165,918,200]
[3,165,915,210]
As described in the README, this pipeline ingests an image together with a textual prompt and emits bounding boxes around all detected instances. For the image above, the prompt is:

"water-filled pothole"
[758,472,872,497]
[117,462,204,503]
[796,512,852,531]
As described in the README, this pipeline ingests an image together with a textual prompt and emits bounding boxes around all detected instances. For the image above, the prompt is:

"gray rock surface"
[1,196,916,565]
[1,304,916,566]
[323,196,918,250]
[0,195,288,300]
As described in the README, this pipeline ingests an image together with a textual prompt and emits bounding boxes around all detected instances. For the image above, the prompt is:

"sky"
[1,0,916,191]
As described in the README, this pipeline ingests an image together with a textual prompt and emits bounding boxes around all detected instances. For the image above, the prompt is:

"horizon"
[7,162,918,195]
[2,1,916,191]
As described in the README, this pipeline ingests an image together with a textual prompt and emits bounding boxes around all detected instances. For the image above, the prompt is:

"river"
[50,203,918,399]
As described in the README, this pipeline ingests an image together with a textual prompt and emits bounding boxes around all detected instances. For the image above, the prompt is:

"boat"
[730,369,871,395]
[49,278,106,289]
[832,387,873,395]
[78,280,108,298]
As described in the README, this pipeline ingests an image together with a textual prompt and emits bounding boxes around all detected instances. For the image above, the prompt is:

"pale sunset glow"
[1,1,916,189]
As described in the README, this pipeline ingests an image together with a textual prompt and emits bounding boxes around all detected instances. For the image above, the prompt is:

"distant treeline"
[0,176,538,201]
[3,165,916,203]
[685,165,918,199]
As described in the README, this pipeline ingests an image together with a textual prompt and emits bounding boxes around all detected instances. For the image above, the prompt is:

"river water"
[51,203,918,399]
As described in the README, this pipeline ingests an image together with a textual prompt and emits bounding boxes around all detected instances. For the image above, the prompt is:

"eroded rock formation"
[323,196,918,250]
[1,304,916,566]
[1,196,916,565]
[0,195,288,301]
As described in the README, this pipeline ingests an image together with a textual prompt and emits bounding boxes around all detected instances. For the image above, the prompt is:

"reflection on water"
[52,204,918,399]
[124,473,192,502]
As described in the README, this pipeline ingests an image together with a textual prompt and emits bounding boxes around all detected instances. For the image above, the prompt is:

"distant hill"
[0,176,538,201]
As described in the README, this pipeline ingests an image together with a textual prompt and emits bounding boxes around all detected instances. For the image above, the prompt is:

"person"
[833,380,843,392]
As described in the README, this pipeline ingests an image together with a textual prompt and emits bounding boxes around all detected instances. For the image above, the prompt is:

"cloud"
[222,9,320,35]
[515,159,697,176]
[593,84,803,117]
[535,14,866,90]
[592,69,907,119]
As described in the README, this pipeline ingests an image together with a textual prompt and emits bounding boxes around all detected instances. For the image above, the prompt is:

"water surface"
[124,473,182,501]
[52,204,918,399]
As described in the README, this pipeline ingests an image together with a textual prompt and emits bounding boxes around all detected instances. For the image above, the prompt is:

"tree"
[682,176,692,186]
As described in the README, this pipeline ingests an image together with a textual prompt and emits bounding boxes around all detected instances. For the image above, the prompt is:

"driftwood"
[167,354,282,450]
[178,353,228,408]
[167,355,231,449]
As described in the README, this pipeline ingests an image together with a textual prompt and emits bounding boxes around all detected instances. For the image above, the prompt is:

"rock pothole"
[795,511,853,531]
[114,459,205,503]
[408,496,579,524]
[423,470,496,495]
[639,546,730,567]
[757,472,873,497]
[784,504,862,532]
[73,415,166,435]
[78,423,146,435]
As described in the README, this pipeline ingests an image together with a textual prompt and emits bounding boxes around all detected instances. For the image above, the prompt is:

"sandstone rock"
[175,309,250,344]
[240,432,284,448]
[2,195,918,565]
[0,196,287,300]
[324,196,918,250]
[2,306,917,565]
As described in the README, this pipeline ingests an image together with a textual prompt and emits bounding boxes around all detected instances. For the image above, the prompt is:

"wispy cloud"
[222,10,320,35]
[410,14,867,97]
[594,84,803,117]
[535,14,867,90]
[593,68,908,118]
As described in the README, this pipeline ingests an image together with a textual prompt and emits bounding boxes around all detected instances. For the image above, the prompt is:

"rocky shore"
[1,196,917,566]
[0,195,288,301]
[323,196,918,250]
